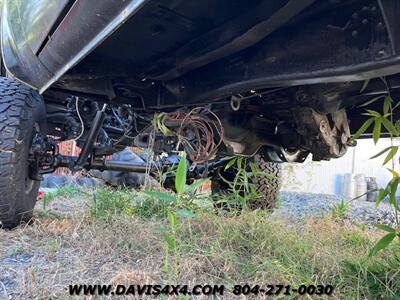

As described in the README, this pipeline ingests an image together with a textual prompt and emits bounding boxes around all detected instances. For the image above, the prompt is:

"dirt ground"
[0,188,399,299]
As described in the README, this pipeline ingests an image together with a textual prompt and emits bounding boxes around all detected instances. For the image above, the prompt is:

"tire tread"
[0,77,44,229]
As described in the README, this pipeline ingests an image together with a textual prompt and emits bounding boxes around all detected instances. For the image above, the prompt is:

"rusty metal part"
[293,107,352,161]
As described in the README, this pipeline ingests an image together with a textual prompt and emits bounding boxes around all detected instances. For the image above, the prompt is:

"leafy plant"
[354,79,400,255]
[330,199,350,219]
[144,152,208,276]
[155,162,177,187]
[214,156,267,210]
[370,224,398,256]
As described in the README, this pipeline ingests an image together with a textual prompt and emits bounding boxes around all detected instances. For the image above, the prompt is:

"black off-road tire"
[0,77,46,229]
[212,155,282,210]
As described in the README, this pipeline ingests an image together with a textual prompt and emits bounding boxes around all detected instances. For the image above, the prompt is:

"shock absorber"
[74,104,108,170]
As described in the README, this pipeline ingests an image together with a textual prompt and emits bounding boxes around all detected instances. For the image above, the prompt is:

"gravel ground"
[274,191,399,227]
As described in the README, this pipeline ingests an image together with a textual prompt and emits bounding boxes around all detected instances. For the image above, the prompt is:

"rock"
[41,174,104,189]
[112,148,144,163]
[274,191,398,227]
[73,176,105,188]
[41,174,73,188]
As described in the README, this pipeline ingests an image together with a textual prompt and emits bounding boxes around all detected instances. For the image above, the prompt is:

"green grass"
[177,213,400,298]
[42,185,81,209]
[89,187,175,220]
[83,188,400,298]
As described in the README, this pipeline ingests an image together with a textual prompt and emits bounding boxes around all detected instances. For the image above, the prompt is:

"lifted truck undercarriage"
[37,75,396,178]
[19,0,397,178]
[1,0,400,227]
